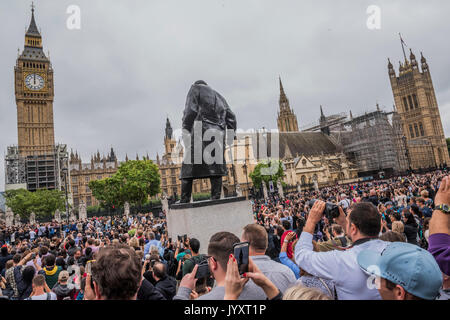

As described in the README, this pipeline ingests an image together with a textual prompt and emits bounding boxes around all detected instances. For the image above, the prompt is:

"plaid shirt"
[5,265,23,299]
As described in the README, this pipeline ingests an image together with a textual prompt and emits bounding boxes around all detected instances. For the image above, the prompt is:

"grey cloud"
[1,0,450,190]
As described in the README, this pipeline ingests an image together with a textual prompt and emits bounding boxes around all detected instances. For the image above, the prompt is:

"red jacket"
[280,230,297,259]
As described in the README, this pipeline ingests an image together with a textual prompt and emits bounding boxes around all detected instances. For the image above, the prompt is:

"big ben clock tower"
[5,4,69,193]
[15,4,55,157]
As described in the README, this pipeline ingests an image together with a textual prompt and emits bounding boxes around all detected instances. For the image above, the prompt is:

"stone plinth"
[167,197,254,255]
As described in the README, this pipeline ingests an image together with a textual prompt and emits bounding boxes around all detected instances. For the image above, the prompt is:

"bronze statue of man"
[180,80,237,203]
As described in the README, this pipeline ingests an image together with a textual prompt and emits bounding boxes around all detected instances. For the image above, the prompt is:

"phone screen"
[233,242,249,275]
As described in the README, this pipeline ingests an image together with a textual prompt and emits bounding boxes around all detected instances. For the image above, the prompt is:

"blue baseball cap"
[357,242,443,300]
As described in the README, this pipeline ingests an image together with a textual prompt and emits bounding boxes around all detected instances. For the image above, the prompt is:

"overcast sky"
[1,0,450,190]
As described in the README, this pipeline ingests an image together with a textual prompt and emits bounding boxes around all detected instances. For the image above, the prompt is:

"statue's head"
[194,80,208,86]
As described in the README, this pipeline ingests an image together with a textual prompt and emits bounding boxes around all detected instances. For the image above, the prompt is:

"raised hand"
[434,175,450,206]
[83,274,96,300]
[179,264,199,291]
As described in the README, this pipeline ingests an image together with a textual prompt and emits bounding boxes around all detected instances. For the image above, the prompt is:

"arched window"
[419,122,425,136]
[413,94,419,108]
[414,123,419,137]
[409,124,414,138]
[403,97,408,111]
[408,96,414,110]
[301,175,306,185]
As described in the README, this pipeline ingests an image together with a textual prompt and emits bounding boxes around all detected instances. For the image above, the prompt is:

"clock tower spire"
[15,4,55,157]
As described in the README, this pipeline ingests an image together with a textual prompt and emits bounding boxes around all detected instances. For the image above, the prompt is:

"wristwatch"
[435,204,450,214]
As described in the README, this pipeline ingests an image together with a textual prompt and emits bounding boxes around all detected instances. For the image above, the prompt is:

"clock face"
[25,73,45,91]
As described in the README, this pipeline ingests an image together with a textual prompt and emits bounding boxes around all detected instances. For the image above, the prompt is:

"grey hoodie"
[52,283,75,300]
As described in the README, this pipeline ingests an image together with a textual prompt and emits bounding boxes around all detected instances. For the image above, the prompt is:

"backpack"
[330,236,349,249]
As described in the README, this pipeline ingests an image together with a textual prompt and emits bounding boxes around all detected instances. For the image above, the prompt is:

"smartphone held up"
[233,242,249,275]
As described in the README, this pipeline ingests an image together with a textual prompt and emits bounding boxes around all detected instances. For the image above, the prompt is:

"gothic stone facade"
[388,49,449,169]
[277,77,299,133]
[15,7,55,157]
[69,149,118,207]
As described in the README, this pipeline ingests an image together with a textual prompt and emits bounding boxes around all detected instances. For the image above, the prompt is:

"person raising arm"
[428,175,450,276]
[295,200,388,300]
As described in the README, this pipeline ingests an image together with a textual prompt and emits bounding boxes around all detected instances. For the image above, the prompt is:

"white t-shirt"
[339,198,351,209]
[395,195,407,207]
[28,292,57,300]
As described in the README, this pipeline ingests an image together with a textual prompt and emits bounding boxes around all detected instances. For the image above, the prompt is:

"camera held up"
[308,199,340,220]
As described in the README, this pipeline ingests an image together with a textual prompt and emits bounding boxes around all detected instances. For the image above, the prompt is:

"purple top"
[428,233,450,276]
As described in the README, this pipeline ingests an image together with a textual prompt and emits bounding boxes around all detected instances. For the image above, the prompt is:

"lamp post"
[231,162,237,196]
[402,135,411,172]
[61,167,69,224]
[430,143,437,169]
[242,160,249,199]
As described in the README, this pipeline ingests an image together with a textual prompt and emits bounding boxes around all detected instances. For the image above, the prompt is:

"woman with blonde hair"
[283,284,331,300]
[391,220,405,234]
[128,237,140,251]
[420,190,433,208]
[379,230,406,243]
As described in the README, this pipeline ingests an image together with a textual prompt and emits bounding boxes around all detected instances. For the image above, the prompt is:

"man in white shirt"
[37,224,45,237]
[338,194,351,210]
[27,274,57,300]
[295,201,388,300]
[29,229,36,241]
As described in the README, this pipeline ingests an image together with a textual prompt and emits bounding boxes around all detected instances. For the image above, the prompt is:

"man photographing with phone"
[175,231,267,300]
[294,200,388,299]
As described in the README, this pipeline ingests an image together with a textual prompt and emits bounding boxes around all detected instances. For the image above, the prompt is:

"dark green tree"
[249,159,284,189]
[5,188,66,219]
[89,160,161,208]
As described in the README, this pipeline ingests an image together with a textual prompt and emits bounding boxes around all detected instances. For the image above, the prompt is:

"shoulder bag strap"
[318,277,334,299]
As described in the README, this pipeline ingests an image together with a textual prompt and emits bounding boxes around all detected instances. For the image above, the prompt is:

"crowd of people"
[0,170,448,300]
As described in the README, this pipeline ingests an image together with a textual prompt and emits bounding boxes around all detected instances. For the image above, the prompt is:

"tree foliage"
[5,188,66,219]
[89,160,161,208]
[249,159,284,189]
